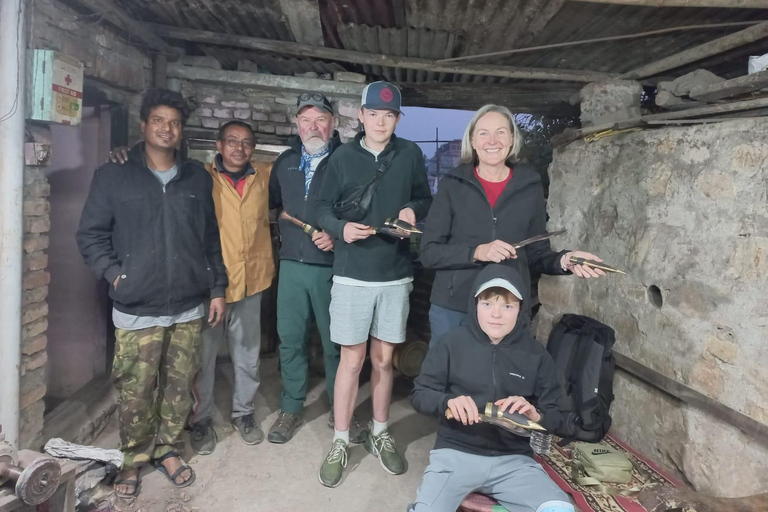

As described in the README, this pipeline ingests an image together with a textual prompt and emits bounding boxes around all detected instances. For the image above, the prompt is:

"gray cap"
[296,92,333,114]
[474,278,523,301]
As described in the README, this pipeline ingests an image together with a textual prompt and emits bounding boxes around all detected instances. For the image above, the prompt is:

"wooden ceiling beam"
[71,0,181,59]
[147,23,618,83]
[167,63,365,98]
[397,82,579,114]
[622,20,768,79]
[570,0,768,8]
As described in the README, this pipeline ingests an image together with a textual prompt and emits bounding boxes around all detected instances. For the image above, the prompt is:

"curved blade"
[513,229,567,249]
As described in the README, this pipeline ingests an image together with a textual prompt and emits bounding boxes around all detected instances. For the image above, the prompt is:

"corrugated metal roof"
[201,45,345,75]
[105,0,768,110]
[114,0,294,40]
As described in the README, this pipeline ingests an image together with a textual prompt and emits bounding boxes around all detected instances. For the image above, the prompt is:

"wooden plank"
[689,69,768,101]
[552,96,768,144]
[571,0,768,7]
[643,95,768,120]
[71,0,180,59]
[398,82,578,114]
[614,352,768,442]
[167,63,365,98]
[148,23,618,83]
[622,20,768,79]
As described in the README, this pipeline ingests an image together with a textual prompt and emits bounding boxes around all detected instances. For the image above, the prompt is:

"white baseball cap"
[474,278,523,301]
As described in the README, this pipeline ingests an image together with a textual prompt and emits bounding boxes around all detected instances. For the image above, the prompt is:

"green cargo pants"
[112,319,202,468]
[276,260,340,414]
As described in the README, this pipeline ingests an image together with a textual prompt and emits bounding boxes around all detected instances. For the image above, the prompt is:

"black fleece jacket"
[268,133,341,267]
[316,132,432,281]
[76,143,227,316]
[411,264,562,457]
[420,163,570,313]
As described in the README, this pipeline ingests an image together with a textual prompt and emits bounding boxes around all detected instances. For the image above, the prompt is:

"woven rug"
[536,435,679,512]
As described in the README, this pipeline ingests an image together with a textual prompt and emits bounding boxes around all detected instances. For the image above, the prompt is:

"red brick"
[23,252,48,272]
[23,198,50,216]
[25,180,50,198]
[23,234,49,253]
[22,321,48,344]
[24,215,50,234]
[22,302,48,325]
[23,351,48,372]
[22,286,48,306]
[20,385,47,410]
[22,334,47,355]
[23,270,50,290]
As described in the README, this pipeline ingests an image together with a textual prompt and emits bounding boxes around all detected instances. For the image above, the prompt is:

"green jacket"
[316,132,432,282]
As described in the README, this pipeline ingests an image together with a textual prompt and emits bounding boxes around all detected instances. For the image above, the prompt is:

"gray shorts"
[329,282,413,345]
[411,449,572,512]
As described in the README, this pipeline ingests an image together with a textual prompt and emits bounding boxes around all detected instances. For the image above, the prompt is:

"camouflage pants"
[112,319,202,469]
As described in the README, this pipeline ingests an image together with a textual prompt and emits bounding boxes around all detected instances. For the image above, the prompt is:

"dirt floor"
[96,355,438,512]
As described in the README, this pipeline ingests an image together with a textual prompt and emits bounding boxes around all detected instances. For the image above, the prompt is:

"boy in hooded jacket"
[409,264,573,512]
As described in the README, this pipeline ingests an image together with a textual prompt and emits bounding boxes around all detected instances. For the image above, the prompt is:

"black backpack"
[546,314,616,445]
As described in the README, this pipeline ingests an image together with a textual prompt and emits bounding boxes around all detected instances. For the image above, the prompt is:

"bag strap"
[376,149,396,175]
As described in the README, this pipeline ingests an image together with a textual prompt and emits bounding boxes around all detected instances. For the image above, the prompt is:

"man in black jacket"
[316,82,432,487]
[267,92,365,445]
[76,89,227,497]
[409,264,573,512]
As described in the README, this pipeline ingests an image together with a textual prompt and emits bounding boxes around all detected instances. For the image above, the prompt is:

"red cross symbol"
[64,74,72,86]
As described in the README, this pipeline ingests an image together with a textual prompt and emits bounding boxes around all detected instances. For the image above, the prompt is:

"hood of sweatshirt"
[466,263,531,347]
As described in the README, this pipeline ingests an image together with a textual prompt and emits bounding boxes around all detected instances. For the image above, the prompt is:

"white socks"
[372,419,388,436]
[333,430,349,445]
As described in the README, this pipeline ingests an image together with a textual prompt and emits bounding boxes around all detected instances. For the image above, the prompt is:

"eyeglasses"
[296,92,331,107]
[224,138,254,149]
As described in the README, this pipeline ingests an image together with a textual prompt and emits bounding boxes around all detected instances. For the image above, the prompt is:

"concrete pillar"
[0,0,28,448]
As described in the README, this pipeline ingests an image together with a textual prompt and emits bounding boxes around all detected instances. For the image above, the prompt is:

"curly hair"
[139,88,191,123]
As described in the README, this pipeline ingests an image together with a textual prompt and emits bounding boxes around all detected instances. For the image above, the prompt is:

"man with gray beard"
[267,92,366,444]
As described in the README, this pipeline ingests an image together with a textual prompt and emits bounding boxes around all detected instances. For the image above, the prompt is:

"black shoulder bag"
[332,150,395,222]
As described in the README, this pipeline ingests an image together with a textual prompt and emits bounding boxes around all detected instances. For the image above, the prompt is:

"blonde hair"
[460,104,522,165]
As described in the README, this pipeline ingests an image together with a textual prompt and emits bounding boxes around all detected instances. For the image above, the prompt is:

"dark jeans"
[428,304,468,346]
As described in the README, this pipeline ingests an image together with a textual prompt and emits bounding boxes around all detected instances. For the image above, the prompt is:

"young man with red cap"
[315,81,432,487]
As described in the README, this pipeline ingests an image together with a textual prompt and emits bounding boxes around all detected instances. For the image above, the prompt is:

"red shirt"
[475,167,513,208]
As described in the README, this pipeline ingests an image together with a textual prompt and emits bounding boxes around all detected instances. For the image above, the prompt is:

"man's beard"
[303,135,329,155]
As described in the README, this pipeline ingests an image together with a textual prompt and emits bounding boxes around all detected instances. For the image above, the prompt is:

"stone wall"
[20,167,52,449]
[537,118,768,496]
[181,79,363,145]
[29,0,152,93]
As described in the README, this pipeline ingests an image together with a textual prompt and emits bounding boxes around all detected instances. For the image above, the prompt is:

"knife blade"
[512,229,566,249]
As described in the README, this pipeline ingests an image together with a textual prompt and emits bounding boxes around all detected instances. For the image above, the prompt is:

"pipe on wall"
[0,0,28,448]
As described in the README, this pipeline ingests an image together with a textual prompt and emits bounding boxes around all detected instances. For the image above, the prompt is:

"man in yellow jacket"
[189,120,275,453]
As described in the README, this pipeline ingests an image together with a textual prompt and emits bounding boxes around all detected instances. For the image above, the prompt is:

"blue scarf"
[298,145,330,195]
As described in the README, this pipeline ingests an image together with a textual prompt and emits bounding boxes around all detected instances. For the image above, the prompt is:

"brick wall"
[19,167,51,449]
[182,77,364,145]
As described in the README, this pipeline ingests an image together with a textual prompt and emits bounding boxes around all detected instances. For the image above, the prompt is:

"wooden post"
[147,23,617,83]
[623,20,768,79]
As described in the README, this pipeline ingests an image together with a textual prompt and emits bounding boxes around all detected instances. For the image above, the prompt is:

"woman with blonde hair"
[420,104,604,343]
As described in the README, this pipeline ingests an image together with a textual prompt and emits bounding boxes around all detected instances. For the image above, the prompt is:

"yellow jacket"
[206,158,275,303]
